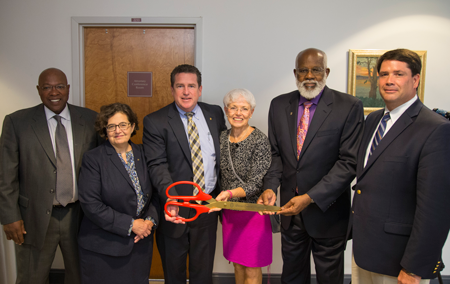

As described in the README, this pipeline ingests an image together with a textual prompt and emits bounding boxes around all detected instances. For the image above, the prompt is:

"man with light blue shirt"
[0,68,101,284]
[143,64,226,284]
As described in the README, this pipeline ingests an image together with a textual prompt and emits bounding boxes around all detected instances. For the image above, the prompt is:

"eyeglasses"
[106,122,131,132]
[228,106,251,114]
[39,85,67,92]
[296,68,324,76]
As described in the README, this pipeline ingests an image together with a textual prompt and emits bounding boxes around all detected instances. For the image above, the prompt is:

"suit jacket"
[351,99,450,279]
[77,141,159,257]
[0,104,101,249]
[263,86,364,237]
[143,102,226,238]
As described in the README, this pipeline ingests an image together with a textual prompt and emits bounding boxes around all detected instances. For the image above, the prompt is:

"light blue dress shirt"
[175,104,217,194]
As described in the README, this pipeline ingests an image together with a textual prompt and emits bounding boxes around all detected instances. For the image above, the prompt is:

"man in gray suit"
[0,68,101,284]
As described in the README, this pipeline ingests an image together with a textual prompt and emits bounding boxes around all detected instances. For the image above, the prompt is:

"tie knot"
[382,112,391,122]
[53,115,62,123]
[304,102,313,109]
[186,112,194,118]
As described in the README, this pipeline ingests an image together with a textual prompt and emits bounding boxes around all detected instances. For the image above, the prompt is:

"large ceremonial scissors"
[165,181,280,222]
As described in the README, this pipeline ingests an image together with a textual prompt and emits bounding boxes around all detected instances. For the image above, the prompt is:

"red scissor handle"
[164,181,213,222]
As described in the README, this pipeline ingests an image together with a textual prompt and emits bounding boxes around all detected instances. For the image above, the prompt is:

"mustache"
[301,80,319,86]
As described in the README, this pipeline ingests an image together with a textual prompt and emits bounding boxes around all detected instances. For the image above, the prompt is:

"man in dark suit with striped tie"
[350,49,450,284]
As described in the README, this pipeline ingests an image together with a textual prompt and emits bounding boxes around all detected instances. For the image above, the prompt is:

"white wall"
[1,0,450,277]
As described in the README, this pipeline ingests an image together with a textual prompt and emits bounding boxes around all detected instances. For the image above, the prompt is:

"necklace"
[230,126,251,143]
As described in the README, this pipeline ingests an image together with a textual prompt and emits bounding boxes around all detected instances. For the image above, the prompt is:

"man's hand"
[165,199,185,224]
[278,193,312,216]
[3,220,26,245]
[257,189,277,215]
[398,269,421,284]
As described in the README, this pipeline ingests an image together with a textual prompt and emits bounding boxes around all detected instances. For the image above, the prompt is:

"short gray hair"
[223,88,256,109]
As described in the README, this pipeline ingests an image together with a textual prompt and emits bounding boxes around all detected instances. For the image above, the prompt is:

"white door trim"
[71,16,202,107]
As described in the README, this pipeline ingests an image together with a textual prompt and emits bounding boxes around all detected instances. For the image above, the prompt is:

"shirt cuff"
[127,218,135,236]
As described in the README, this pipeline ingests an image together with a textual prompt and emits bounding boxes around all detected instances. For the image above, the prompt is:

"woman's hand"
[257,189,277,215]
[208,190,231,213]
[134,219,154,243]
[132,219,152,243]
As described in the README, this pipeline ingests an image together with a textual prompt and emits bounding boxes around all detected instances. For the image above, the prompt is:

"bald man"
[0,68,102,284]
[259,48,364,284]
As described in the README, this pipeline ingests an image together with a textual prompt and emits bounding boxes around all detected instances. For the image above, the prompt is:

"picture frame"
[347,49,427,115]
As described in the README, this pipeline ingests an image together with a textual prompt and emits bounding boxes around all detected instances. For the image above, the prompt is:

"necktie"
[368,112,391,159]
[186,112,205,199]
[53,115,74,206]
[297,102,312,160]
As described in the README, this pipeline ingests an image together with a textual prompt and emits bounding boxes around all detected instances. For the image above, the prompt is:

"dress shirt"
[176,104,217,194]
[44,105,77,204]
[364,95,418,167]
[297,90,324,127]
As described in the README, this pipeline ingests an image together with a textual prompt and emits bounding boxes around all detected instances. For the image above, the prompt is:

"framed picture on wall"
[347,49,427,115]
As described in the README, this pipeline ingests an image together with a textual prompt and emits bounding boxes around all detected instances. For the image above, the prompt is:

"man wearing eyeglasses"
[258,48,364,284]
[0,68,102,284]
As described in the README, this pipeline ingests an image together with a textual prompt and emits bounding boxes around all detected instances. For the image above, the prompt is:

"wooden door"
[84,26,195,279]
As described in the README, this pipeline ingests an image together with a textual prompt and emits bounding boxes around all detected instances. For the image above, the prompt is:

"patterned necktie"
[368,112,391,159]
[186,112,205,199]
[53,115,74,206]
[297,102,313,160]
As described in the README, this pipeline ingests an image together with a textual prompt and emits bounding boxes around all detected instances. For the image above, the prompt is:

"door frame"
[71,16,202,106]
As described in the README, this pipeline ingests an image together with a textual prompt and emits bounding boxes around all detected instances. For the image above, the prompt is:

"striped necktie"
[186,112,205,198]
[368,112,391,159]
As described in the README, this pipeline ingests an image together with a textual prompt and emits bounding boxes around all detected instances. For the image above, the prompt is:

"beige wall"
[1,0,450,278]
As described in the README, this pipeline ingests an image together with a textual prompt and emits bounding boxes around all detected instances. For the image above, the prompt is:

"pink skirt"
[222,209,272,267]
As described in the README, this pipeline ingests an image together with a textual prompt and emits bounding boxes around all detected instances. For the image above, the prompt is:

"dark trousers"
[156,211,218,284]
[15,202,81,284]
[281,213,345,284]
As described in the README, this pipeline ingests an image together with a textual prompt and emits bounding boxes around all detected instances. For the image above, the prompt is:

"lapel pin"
[290,112,293,115]
[210,117,212,120]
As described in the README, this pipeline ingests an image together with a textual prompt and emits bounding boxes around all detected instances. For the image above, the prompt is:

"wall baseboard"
[49,270,450,284]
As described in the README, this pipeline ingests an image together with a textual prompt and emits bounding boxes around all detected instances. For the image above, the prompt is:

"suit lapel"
[132,143,149,195]
[356,110,383,176]
[287,92,300,159]
[168,103,192,164]
[298,86,333,161]
[106,141,134,189]
[31,104,56,167]
[361,100,423,177]
[68,105,86,172]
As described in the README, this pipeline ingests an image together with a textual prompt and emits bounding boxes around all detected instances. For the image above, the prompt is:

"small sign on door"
[128,72,153,97]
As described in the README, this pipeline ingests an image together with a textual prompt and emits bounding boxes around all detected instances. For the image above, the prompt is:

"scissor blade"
[206,201,280,212]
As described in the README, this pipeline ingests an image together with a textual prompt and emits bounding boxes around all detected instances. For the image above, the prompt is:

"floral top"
[119,150,156,235]
[219,127,271,204]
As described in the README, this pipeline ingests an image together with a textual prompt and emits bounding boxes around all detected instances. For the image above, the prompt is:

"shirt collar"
[384,95,417,124]
[175,103,200,118]
[299,89,323,106]
[44,104,70,121]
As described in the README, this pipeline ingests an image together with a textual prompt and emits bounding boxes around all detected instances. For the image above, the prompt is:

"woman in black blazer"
[78,103,159,284]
